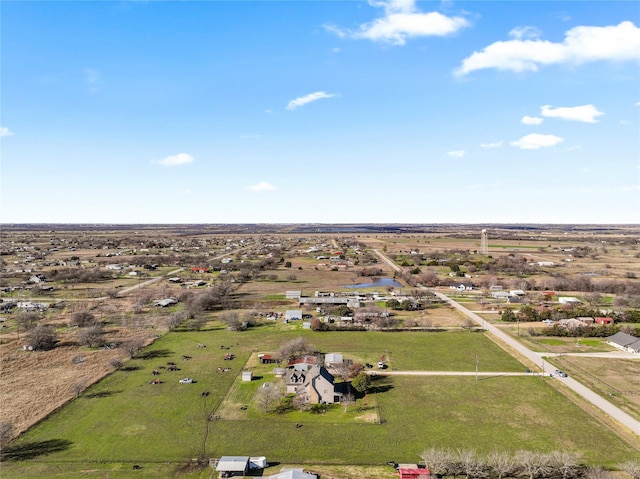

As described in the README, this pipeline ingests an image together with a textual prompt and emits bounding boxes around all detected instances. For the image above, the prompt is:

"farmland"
[1,224,640,477]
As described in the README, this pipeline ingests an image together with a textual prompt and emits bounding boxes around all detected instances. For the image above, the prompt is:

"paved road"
[432,289,640,437]
[368,370,537,377]
[371,247,640,437]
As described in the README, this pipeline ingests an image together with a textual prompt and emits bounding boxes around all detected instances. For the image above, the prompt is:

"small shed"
[259,354,279,364]
[324,353,343,365]
[215,456,250,476]
[242,371,253,382]
[398,467,430,479]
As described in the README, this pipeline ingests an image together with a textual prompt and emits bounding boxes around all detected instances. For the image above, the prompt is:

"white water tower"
[480,229,489,255]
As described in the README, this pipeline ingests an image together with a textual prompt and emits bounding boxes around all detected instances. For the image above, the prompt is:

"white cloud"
[286,91,336,110]
[448,150,465,158]
[456,21,640,76]
[509,26,542,40]
[0,127,14,137]
[247,181,276,192]
[562,144,582,152]
[324,0,469,45]
[84,68,102,92]
[156,153,194,167]
[522,116,544,125]
[510,133,564,150]
[480,141,503,148]
[541,104,603,123]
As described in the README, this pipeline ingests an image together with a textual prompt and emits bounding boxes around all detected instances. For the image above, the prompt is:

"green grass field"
[2,326,638,477]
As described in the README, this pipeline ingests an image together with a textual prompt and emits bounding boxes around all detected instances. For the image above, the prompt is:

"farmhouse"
[191,267,209,273]
[607,332,640,354]
[286,364,341,404]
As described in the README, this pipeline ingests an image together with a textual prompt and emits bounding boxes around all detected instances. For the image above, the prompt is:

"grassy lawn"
[2,327,638,477]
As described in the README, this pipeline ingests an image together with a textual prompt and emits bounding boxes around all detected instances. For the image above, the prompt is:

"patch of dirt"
[354,411,378,423]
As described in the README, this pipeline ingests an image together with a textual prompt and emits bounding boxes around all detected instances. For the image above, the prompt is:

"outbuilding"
[215,456,250,476]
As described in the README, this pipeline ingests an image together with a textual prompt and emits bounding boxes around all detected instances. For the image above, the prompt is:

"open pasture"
[2,326,638,478]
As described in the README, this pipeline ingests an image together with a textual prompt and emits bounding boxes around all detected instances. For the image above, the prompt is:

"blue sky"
[2,0,639,224]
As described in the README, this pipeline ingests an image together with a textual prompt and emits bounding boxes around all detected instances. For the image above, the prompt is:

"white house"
[559,297,582,305]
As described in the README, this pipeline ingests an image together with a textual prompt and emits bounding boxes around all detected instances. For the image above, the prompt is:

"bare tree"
[548,450,582,479]
[164,312,186,330]
[515,451,550,479]
[220,311,244,331]
[277,337,314,361]
[71,311,97,328]
[0,421,14,447]
[16,311,40,331]
[420,447,454,477]
[71,377,88,398]
[458,449,487,479]
[25,324,57,350]
[255,382,283,413]
[342,393,355,412]
[619,461,640,479]
[121,338,144,358]
[77,325,104,348]
[486,451,517,479]
[583,466,610,479]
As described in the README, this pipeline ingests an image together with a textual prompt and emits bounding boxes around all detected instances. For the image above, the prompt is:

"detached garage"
[215,456,249,477]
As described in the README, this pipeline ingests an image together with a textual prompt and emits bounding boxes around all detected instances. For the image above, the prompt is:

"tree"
[501,309,517,322]
[71,311,97,328]
[277,337,314,361]
[25,324,57,350]
[420,447,454,477]
[255,382,283,413]
[0,421,14,447]
[71,377,88,398]
[458,449,487,479]
[220,311,245,331]
[619,460,640,479]
[548,450,582,479]
[486,451,517,479]
[16,312,40,331]
[121,338,144,358]
[341,393,355,412]
[350,372,371,395]
[77,325,104,348]
[515,450,550,479]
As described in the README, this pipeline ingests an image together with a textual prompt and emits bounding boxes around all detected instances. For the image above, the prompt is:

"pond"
[344,277,402,289]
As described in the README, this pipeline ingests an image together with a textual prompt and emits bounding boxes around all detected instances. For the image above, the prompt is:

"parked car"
[179,378,193,384]
[555,370,568,378]
[377,362,387,369]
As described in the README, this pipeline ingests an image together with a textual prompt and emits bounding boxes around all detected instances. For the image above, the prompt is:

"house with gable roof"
[286,364,341,404]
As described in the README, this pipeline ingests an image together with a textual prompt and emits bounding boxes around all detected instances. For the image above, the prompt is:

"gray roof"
[607,331,640,351]
[216,456,250,472]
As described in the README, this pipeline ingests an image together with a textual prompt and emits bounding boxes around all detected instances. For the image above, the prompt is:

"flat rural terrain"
[1,224,639,477]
